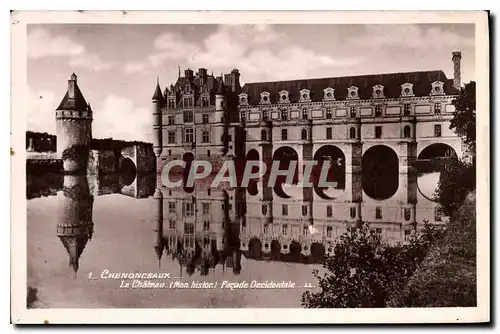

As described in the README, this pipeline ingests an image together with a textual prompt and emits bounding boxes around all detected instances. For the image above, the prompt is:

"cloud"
[352,25,474,50]
[93,95,151,142]
[123,25,361,82]
[27,27,116,71]
[27,87,57,134]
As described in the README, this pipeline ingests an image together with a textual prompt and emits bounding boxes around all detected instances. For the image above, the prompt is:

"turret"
[56,73,93,174]
[452,51,462,90]
[215,77,226,121]
[152,79,164,157]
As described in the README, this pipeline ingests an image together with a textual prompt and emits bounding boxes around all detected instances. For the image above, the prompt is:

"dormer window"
[260,91,271,105]
[201,95,210,107]
[401,83,414,97]
[239,93,248,106]
[299,89,311,102]
[323,87,335,101]
[279,90,290,103]
[347,86,359,100]
[372,84,385,99]
[431,81,445,96]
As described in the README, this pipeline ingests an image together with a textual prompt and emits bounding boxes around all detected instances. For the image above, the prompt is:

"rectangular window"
[281,129,288,141]
[203,221,210,231]
[185,128,194,143]
[404,104,411,116]
[183,110,193,123]
[184,223,194,234]
[168,202,176,213]
[184,202,194,216]
[375,126,382,139]
[168,115,175,125]
[434,103,441,114]
[302,108,308,120]
[282,204,288,216]
[375,227,382,235]
[241,112,246,122]
[326,226,333,237]
[326,127,332,140]
[375,207,382,219]
[169,220,176,229]
[263,224,269,234]
[202,96,209,107]
[202,130,210,143]
[202,114,209,124]
[326,107,333,119]
[168,131,176,144]
[375,105,383,117]
[404,208,411,221]
[435,207,443,222]
[326,205,333,217]
[281,110,288,121]
[404,230,411,241]
[302,205,308,216]
[202,203,210,215]
[434,124,442,137]
[207,150,210,157]
[302,225,309,236]
[282,224,288,235]
[350,207,356,218]
[350,107,357,118]
[168,99,175,109]
[262,110,269,121]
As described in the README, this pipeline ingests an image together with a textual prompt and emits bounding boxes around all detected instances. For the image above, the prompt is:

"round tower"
[152,79,165,158]
[55,73,93,174]
[215,77,227,156]
[57,175,94,276]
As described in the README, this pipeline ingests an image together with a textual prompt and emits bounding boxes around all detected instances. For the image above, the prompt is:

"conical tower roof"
[56,73,89,111]
[152,78,165,101]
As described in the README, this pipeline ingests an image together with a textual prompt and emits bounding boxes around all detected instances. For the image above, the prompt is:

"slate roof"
[56,79,89,111]
[241,70,459,105]
[152,82,165,101]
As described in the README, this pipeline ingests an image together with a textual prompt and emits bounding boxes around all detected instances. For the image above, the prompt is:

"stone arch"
[119,157,137,186]
[272,146,299,198]
[416,143,458,201]
[313,145,346,199]
[362,145,399,200]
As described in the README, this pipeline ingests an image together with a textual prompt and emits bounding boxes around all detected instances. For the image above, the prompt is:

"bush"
[301,222,444,308]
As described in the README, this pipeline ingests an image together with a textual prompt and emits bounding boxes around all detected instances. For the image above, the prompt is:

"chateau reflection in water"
[28,165,444,277]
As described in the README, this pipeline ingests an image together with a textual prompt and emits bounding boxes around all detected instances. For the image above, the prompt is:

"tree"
[450,81,476,154]
[301,222,444,308]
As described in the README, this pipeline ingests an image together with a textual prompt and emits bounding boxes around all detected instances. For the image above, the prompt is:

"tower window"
[302,205,308,216]
[434,103,441,115]
[350,207,356,218]
[281,110,288,121]
[375,207,382,219]
[404,125,411,138]
[434,124,442,137]
[375,126,382,139]
[350,107,357,118]
[167,131,176,144]
[261,129,267,141]
[202,114,209,124]
[185,128,194,143]
[183,110,193,123]
[301,129,308,140]
[404,104,411,116]
[349,127,356,139]
[282,204,288,216]
[326,127,332,140]
[281,129,288,141]
[202,130,210,143]
[326,205,333,217]
[326,107,333,119]
[169,201,176,213]
[375,105,383,117]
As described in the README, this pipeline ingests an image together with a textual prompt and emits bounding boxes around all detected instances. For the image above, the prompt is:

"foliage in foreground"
[301,222,444,308]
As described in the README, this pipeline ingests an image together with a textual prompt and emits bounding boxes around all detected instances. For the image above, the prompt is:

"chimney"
[184,69,194,80]
[230,69,241,92]
[452,51,462,90]
[198,68,207,86]
[68,73,77,99]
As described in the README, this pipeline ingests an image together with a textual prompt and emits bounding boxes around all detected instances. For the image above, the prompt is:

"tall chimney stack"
[452,51,462,90]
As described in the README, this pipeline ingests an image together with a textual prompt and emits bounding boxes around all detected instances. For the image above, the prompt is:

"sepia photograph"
[10,10,490,324]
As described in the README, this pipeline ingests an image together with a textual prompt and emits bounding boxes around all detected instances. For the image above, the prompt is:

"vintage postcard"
[11,10,490,324]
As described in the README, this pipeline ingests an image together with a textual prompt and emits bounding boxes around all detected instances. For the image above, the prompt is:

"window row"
[166,96,210,109]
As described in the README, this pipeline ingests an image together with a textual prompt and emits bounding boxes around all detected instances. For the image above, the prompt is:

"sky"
[27,23,475,142]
